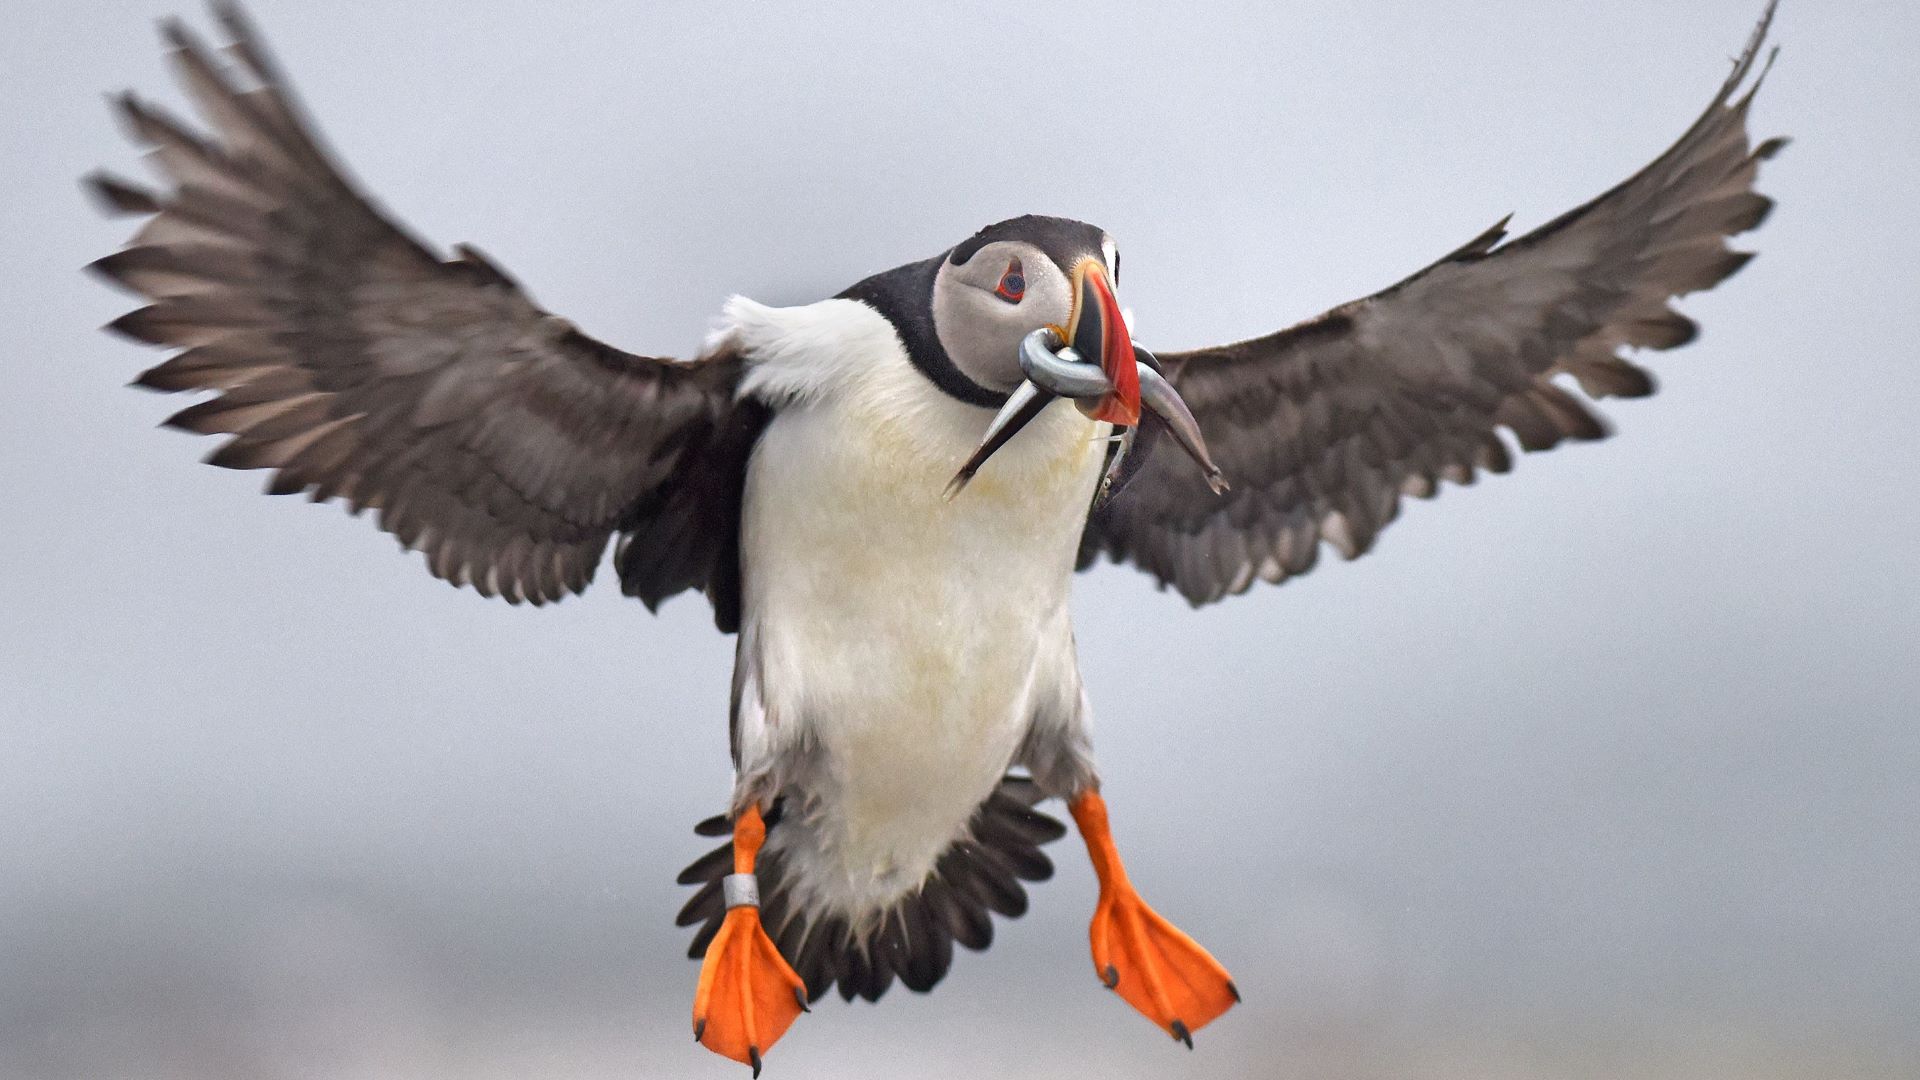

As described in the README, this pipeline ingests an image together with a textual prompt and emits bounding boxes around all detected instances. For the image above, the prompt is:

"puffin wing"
[1082,4,1784,607]
[90,3,744,609]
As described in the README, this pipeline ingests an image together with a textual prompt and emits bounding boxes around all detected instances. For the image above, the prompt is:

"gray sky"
[2,2,1916,1078]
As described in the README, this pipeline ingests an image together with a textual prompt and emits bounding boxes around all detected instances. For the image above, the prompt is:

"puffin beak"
[1063,259,1141,426]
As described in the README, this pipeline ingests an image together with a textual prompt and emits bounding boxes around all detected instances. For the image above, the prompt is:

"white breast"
[722,295,1104,918]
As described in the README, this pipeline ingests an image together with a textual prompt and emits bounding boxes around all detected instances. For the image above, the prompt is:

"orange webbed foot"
[1071,789,1238,1047]
[691,806,807,1076]
[692,907,807,1075]
[1089,881,1239,1046]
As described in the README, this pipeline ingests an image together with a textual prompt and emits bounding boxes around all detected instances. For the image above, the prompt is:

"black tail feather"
[676,776,1064,1003]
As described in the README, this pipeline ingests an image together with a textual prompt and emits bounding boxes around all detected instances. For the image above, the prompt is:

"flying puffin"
[86,2,1783,1072]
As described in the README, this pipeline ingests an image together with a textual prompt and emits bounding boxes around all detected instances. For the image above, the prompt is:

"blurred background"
[3,1,1915,1077]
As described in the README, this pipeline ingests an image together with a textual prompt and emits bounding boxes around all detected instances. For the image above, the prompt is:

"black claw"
[748,1046,763,1078]
[1102,964,1119,988]
[1226,979,1241,1003]
[693,1018,705,1043]
[795,986,811,1013]
[1170,1019,1193,1050]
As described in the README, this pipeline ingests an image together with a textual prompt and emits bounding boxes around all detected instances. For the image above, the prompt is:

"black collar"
[836,255,1004,409]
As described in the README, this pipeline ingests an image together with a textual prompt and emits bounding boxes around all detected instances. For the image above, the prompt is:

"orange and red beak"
[1063,259,1141,427]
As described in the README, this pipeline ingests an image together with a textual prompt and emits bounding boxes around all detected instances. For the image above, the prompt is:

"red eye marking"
[994,258,1025,304]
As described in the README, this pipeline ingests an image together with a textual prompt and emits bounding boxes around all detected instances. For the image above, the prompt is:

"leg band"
[722,872,760,909]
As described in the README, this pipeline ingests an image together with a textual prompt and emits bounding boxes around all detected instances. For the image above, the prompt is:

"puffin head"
[838,215,1222,498]
[924,216,1224,500]
[929,216,1137,426]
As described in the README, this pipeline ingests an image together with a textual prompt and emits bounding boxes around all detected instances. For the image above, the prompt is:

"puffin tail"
[676,775,1066,1004]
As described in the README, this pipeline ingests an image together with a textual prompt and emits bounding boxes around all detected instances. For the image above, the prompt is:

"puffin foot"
[692,907,807,1074]
[691,807,807,1075]
[1088,876,1239,1046]
[1070,790,1238,1047]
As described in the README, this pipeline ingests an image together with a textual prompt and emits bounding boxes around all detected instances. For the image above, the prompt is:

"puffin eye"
[993,258,1025,304]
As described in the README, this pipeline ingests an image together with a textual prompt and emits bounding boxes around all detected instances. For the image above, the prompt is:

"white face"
[930,239,1110,393]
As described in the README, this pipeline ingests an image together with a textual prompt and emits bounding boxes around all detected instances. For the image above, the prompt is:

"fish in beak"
[945,258,1227,500]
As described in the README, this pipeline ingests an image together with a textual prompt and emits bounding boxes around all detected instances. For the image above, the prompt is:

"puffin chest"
[738,382,1105,854]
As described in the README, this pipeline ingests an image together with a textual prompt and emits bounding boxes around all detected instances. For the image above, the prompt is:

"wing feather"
[90,2,743,609]
[1083,4,1783,606]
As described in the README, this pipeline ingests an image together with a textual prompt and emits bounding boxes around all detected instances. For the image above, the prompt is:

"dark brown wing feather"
[88,3,743,609]
[1082,3,1784,607]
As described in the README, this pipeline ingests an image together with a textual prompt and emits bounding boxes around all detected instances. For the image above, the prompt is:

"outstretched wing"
[90,2,746,610]
[1082,4,1785,607]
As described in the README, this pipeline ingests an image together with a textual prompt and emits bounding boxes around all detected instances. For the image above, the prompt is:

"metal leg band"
[722,872,760,910]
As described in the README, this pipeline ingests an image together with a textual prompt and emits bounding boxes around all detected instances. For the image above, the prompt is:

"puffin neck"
[836,255,1005,410]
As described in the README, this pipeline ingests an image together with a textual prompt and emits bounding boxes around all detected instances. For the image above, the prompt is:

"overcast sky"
[2,2,1916,1078]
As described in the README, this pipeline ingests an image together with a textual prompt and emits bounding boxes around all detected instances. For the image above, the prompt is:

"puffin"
[85,2,1783,1072]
